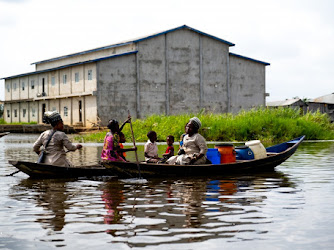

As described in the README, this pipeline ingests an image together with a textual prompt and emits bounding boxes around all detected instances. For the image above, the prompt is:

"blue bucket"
[206,148,221,164]
[235,146,254,160]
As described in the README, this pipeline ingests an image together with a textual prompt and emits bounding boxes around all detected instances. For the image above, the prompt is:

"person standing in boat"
[33,111,82,167]
[166,117,208,165]
[101,118,137,162]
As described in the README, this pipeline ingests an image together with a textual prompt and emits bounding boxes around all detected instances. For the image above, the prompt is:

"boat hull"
[8,136,305,179]
[0,132,10,138]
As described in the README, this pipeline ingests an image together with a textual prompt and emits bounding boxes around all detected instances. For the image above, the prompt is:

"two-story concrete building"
[1,25,270,127]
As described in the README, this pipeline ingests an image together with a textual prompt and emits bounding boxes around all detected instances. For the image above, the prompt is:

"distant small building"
[308,93,334,122]
[266,98,308,114]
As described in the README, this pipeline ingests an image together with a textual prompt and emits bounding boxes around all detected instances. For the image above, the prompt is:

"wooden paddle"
[6,170,20,176]
[128,110,142,179]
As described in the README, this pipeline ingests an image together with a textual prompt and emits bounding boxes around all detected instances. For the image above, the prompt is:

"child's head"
[166,135,174,146]
[147,131,157,142]
[119,132,125,143]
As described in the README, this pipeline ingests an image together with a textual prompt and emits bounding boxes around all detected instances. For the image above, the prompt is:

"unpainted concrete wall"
[96,54,137,125]
[229,55,266,113]
[202,36,229,112]
[137,34,167,116]
[95,28,268,125]
[166,29,201,114]
[137,29,230,116]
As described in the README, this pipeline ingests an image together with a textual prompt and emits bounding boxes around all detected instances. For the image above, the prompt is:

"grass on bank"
[0,118,37,125]
[74,108,334,143]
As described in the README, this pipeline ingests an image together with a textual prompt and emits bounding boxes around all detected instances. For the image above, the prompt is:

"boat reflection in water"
[12,179,71,232]
[100,182,125,226]
[9,170,296,246]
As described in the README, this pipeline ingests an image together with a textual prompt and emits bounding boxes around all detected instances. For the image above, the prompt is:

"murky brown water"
[1,134,334,249]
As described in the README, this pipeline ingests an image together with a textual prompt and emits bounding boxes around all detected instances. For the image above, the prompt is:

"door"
[42,103,46,122]
[79,100,82,122]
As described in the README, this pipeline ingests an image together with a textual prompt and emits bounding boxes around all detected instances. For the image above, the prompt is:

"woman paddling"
[167,117,208,165]
[33,111,82,167]
[101,118,137,162]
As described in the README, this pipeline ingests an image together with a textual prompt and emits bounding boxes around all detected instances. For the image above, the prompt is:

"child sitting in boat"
[118,132,127,161]
[158,135,175,163]
[177,123,187,155]
[163,135,174,158]
[144,131,161,163]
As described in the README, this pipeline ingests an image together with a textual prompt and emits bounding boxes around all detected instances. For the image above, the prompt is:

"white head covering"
[189,117,202,130]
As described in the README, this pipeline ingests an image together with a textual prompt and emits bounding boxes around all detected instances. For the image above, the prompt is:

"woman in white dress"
[167,117,208,165]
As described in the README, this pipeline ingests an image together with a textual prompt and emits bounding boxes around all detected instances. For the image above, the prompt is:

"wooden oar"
[6,170,20,176]
[128,110,142,179]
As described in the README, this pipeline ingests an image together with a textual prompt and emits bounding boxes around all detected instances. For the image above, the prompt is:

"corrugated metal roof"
[309,93,334,104]
[31,42,134,66]
[31,25,235,66]
[0,51,138,80]
[267,98,303,106]
[229,52,270,66]
[132,25,235,46]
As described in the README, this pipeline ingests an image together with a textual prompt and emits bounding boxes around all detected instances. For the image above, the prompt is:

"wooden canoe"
[8,136,305,179]
[0,132,10,138]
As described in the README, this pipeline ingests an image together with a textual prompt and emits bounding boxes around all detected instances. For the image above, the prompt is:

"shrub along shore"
[74,108,334,144]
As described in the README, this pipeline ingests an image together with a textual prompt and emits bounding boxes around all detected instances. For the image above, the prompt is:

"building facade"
[308,93,334,122]
[267,98,308,114]
[1,25,270,127]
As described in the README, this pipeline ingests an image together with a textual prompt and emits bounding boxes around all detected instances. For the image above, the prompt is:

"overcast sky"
[0,0,333,102]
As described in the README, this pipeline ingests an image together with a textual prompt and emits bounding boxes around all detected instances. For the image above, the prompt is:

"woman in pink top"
[101,118,136,162]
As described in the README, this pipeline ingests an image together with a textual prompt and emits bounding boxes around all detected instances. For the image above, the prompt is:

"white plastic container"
[245,140,267,159]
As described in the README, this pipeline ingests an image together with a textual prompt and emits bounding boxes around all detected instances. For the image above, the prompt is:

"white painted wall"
[29,102,38,123]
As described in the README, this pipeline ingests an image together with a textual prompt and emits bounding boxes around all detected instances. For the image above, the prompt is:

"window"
[13,83,17,91]
[22,82,25,91]
[14,109,17,117]
[31,80,35,90]
[51,76,56,86]
[88,70,92,80]
[64,106,68,117]
[42,78,45,93]
[32,108,36,117]
[52,107,57,111]
[23,109,26,118]
[75,72,79,83]
[6,84,10,92]
[7,110,10,118]
[63,74,67,84]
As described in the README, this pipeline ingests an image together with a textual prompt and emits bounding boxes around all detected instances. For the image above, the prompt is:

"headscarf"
[189,117,202,130]
[42,111,62,127]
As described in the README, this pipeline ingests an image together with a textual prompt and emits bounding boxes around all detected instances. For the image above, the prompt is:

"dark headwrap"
[107,119,119,130]
[43,111,62,127]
